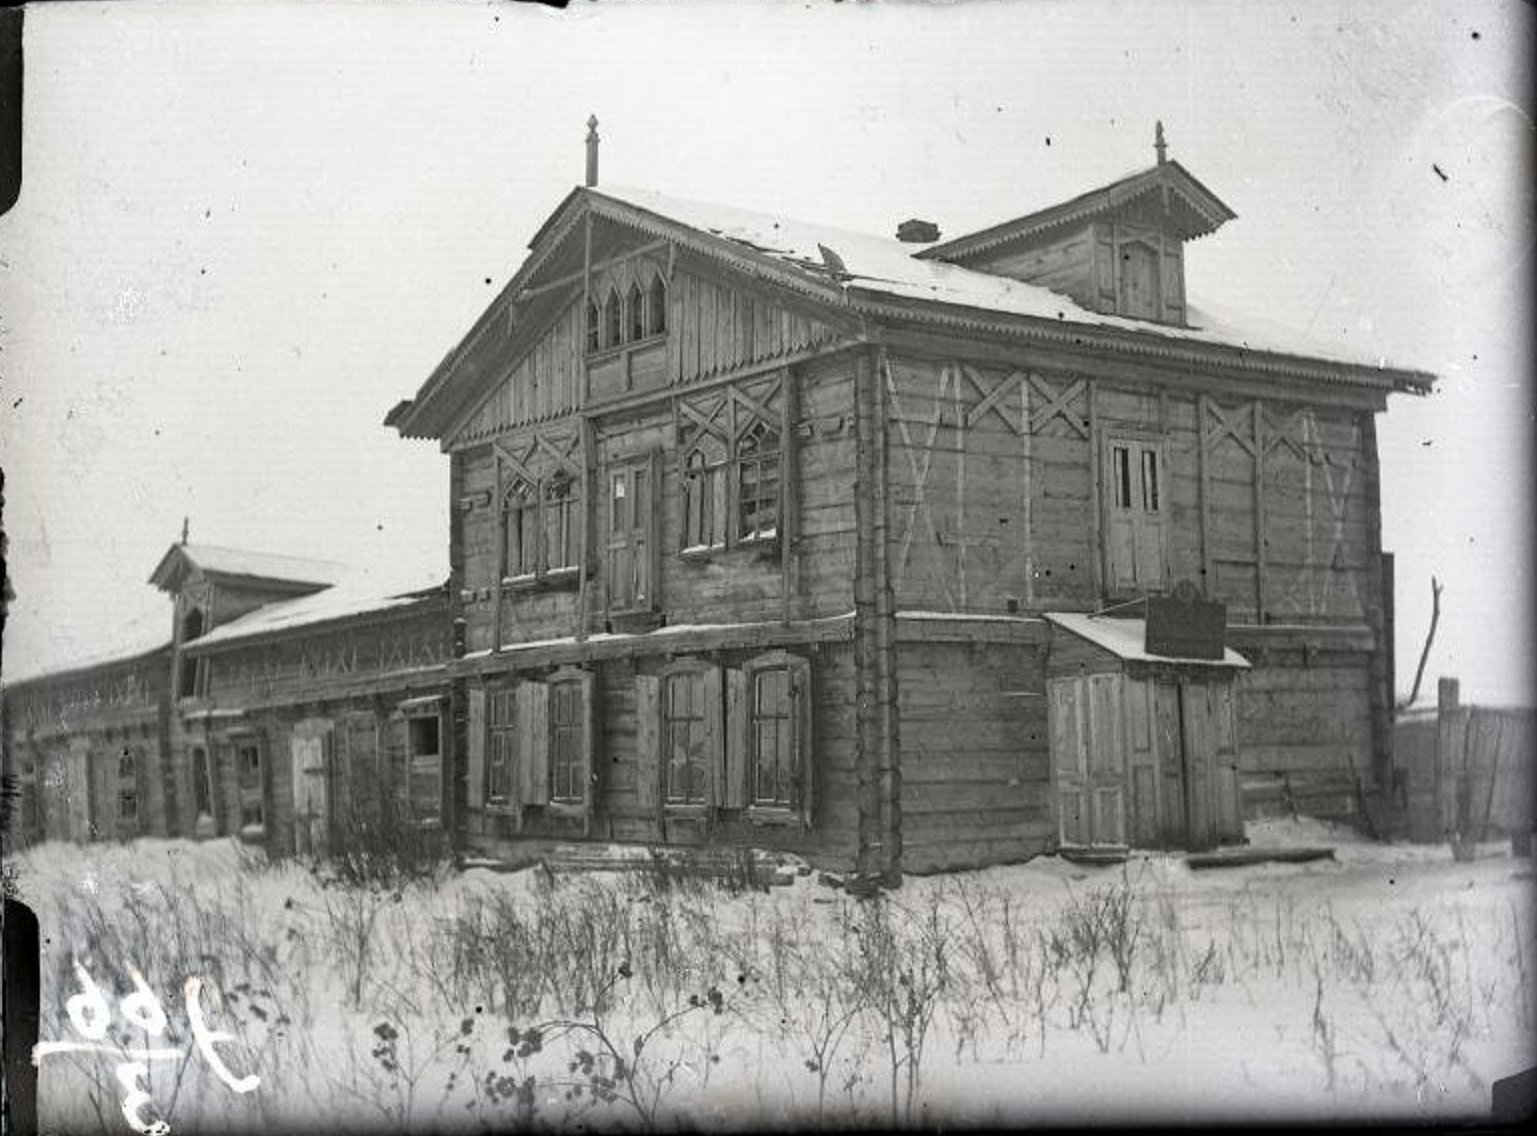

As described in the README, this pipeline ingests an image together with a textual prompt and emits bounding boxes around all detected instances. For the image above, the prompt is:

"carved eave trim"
[850,292,1434,396]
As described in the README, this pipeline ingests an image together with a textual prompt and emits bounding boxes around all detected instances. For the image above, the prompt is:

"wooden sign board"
[1145,581,1226,660]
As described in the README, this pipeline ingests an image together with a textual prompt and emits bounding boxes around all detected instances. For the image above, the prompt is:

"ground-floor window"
[236,739,264,835]
[467,670,596,814]
[405,712,443,825]
[117,747,140,833]
[192,746,214,823]
[634,651,811,821]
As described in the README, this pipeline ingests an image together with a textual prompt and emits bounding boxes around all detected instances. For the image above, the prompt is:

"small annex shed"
[1044,612,1250,852]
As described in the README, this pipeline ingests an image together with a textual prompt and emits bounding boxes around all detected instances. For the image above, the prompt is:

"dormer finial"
[585,115,600,188]
[181,516,190,545]
[1154,120,1168,165]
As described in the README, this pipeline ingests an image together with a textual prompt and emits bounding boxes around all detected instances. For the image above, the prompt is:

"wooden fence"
[1388,678,1535,846]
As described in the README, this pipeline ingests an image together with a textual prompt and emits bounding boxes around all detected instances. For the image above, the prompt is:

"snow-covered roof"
[149,542,348,593]
[1,609,172,688]
[1045,612,1251,669]
[591,183,1426,379]
[190,564,447,649]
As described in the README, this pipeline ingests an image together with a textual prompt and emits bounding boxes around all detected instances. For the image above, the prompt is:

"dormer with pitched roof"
[148,538,347,699]
[918,124,1235,326]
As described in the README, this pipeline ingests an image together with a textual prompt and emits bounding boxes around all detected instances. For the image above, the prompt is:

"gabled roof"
[389,180,1431,442]
[148,542,349,595]
[919,160,1238,263]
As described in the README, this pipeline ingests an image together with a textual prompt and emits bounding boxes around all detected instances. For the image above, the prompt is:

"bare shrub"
[857,893,950,1127]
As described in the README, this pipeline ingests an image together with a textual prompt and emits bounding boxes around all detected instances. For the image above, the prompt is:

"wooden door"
[1123,677,1161,847]
[290,724,330,857]
[1154,678,1186,845]
[1086,674,1127,845]
[1178,678,1244,850]
[1049,678,1090,845]
[1049,674,1126,848]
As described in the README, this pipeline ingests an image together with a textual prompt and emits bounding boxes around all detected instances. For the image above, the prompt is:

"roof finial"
[1154,120,1168,165]
[181,516,190,545]
[585,115,599,188]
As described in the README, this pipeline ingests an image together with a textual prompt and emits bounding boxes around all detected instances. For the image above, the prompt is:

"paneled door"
[290,723,330,858]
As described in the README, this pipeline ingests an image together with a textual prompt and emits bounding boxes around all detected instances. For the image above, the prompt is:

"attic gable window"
[585,266,667,355]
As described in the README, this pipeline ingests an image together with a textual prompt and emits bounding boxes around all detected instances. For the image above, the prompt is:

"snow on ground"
[10,820,1535,1133]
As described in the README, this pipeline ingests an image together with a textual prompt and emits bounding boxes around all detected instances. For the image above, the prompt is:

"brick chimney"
[896,218,940,244]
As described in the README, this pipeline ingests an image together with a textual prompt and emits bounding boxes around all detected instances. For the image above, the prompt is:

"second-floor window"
[1103,435,1168,594]
[679,419,782,553]
[608,457,658,612]
[586,269,667,353]
[503,473,580,582]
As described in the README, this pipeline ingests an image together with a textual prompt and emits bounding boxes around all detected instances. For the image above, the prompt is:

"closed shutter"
[88,745,113,842]
[466,687,486,812]
[703,666,726,807]
[789,656,813,826]
[577,669,598,821]
[517,681,550,806]
[635,673,662,816]
[724,669,749,810]
[1049,679,1088,845]
[387,713,408,823]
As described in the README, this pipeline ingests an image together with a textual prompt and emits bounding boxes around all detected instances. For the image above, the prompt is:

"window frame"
[501,471,582,589]
[400,703,445,829]
[606,452,661,615]
[585,267,668,358]
[676,418,783,559]
[659,659,720,811]
[231,734,265,839]
[485,685,518,812]
[116,745,140,832]
[1101,431,1170,596]
[740,651,813,825]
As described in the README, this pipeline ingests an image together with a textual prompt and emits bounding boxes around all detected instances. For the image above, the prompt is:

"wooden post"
[780,365,798,625]
[1361,414,1393,792]
[854,345,901,884]
[1021,375,1034,609]
[1197,395,1214,596]
[576,415,594,642]
[1087,380,1103,597]
[1436,676,1462,845]
[1253,401,1267,621]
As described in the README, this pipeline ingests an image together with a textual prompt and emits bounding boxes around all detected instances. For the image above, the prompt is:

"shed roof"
[1045,612,1251,669]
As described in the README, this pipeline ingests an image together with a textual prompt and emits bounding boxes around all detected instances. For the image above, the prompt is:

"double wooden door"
[1050,671,1241,851]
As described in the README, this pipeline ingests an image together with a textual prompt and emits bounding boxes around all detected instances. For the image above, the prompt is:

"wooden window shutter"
[466,687,487,812]
[724,668,749,810]
[789,656,813,826]
[634,673,662,816]
[90,747,114,841]
[387,713,408,819]
[517,681,550,806]
[703,665,726,807]
[577,668,598,818]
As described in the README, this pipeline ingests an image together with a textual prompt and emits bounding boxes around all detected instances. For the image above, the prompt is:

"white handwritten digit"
[114,1061,170,1135]
[183,977,259,1094]
[120,965,169,1037]
[65,959,111,1041]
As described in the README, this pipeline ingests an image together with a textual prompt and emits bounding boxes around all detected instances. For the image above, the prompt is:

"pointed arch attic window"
[628,281,645,342]
[649,274,667,335]
[603,287,622,349]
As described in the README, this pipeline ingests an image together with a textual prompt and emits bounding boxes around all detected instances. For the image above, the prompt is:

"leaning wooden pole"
[1403,575,1443,709]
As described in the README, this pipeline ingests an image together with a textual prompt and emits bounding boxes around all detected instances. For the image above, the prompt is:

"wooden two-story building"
[385,131,1433,876]
[3,133,1433,878]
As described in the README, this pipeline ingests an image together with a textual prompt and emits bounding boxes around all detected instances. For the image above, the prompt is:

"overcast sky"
[1,0,1531,704]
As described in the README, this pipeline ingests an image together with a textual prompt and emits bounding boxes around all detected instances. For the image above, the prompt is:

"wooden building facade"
[3,544,453,860]
[3,140,1433,877]
[384,144,1432,875]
